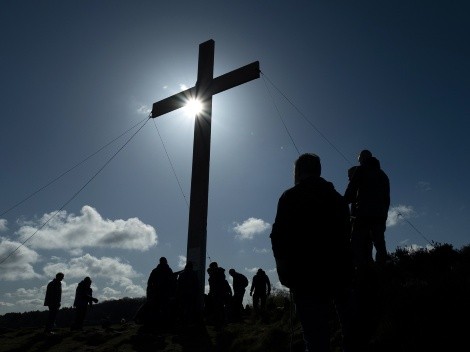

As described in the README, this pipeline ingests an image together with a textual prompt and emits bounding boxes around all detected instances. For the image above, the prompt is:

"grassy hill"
[1,242,469,351]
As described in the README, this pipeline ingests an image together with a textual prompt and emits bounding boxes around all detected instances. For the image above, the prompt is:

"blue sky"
[0,1,469,315]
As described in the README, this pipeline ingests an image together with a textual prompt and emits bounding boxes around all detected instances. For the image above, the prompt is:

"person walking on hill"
[71,276,98,331]
[250,268,271,314]
[270,153,355,352]
[43,272,64,334]
[229,268,249,321]
[146,256,177,328]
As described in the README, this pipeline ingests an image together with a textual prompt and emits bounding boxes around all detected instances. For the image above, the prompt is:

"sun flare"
[184,98,203,116]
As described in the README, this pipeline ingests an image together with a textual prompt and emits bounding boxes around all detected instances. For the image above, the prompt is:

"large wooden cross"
[151,39,260,301]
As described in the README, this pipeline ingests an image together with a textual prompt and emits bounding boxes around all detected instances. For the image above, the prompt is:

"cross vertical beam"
[186,40,214,301]
[151,39,260,304]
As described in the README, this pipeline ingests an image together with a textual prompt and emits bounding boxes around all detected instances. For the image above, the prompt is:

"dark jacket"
[73,280,94,308]
[207,266,232,300]
[344,156,390,219]
[44,278,62,307]
[270,176,352,292]
[147,263,176,302]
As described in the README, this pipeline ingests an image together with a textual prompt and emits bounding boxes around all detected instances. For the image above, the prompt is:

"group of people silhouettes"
[43,273,99,334]
[270,149,390,352]
[141,258,271,330]
[43,260,271,334]
[43,148,389,352]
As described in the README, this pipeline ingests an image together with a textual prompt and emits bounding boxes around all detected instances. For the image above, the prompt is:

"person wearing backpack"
[229,268,249,321]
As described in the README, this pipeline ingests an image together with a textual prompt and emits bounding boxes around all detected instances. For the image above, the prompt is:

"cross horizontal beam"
[151,61,260,118]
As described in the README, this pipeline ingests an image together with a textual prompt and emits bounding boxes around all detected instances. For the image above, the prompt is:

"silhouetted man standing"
[147,256,177,328]
[43,272,64,334]
[344,150,390,272]
[270,153,354,352]
[71,276,98,331]
[250,268,271,314]
[344,149,390,349]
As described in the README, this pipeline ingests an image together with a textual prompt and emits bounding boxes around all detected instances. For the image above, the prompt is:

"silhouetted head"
[348,166,358,181]
[209,262,218,269]
[257,268,263,274]
[229,268,235,276]
[84,277,92,285]
[159,257,168,265]
[358,149,372,165]
[56,272,64,280]
[294,153,321,185]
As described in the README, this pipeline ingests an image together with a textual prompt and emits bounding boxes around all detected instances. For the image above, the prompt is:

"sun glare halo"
[184,98,203,117]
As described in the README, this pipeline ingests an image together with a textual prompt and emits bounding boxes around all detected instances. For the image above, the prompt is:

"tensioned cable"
[151,119,189,208]
[398,213,433,246]
[260,71,434,248]
[0,116,151,266]
[0,116,148,218]
[261,74,301,155]
[261,71,353,166]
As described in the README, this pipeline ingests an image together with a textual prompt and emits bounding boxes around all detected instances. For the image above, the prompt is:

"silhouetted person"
[250,269,271,314]
[206,262,232,328]
[344,150,390,349]
[176,261,201,325]
[229,268,249,321]
[147,256,177,328]
[71,276,98,331]
[43,272,64,334]
[344,150,390,272]
[270,153,354,352]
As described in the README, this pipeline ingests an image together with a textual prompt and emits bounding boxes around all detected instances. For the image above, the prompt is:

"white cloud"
[233,218,271,240]
[42,254,146,304]
[14,287,39,298]
[177,255,186,270]
[0,301,14,307]
[42,253,141,282]
[102,287,121,296]
[123,284,145,297]
[253,247,269,254]
[0,238,42,280]
[401,243,434,253]
[0,219,7,232]
[387,205,414,227]
[16,205,157,251]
